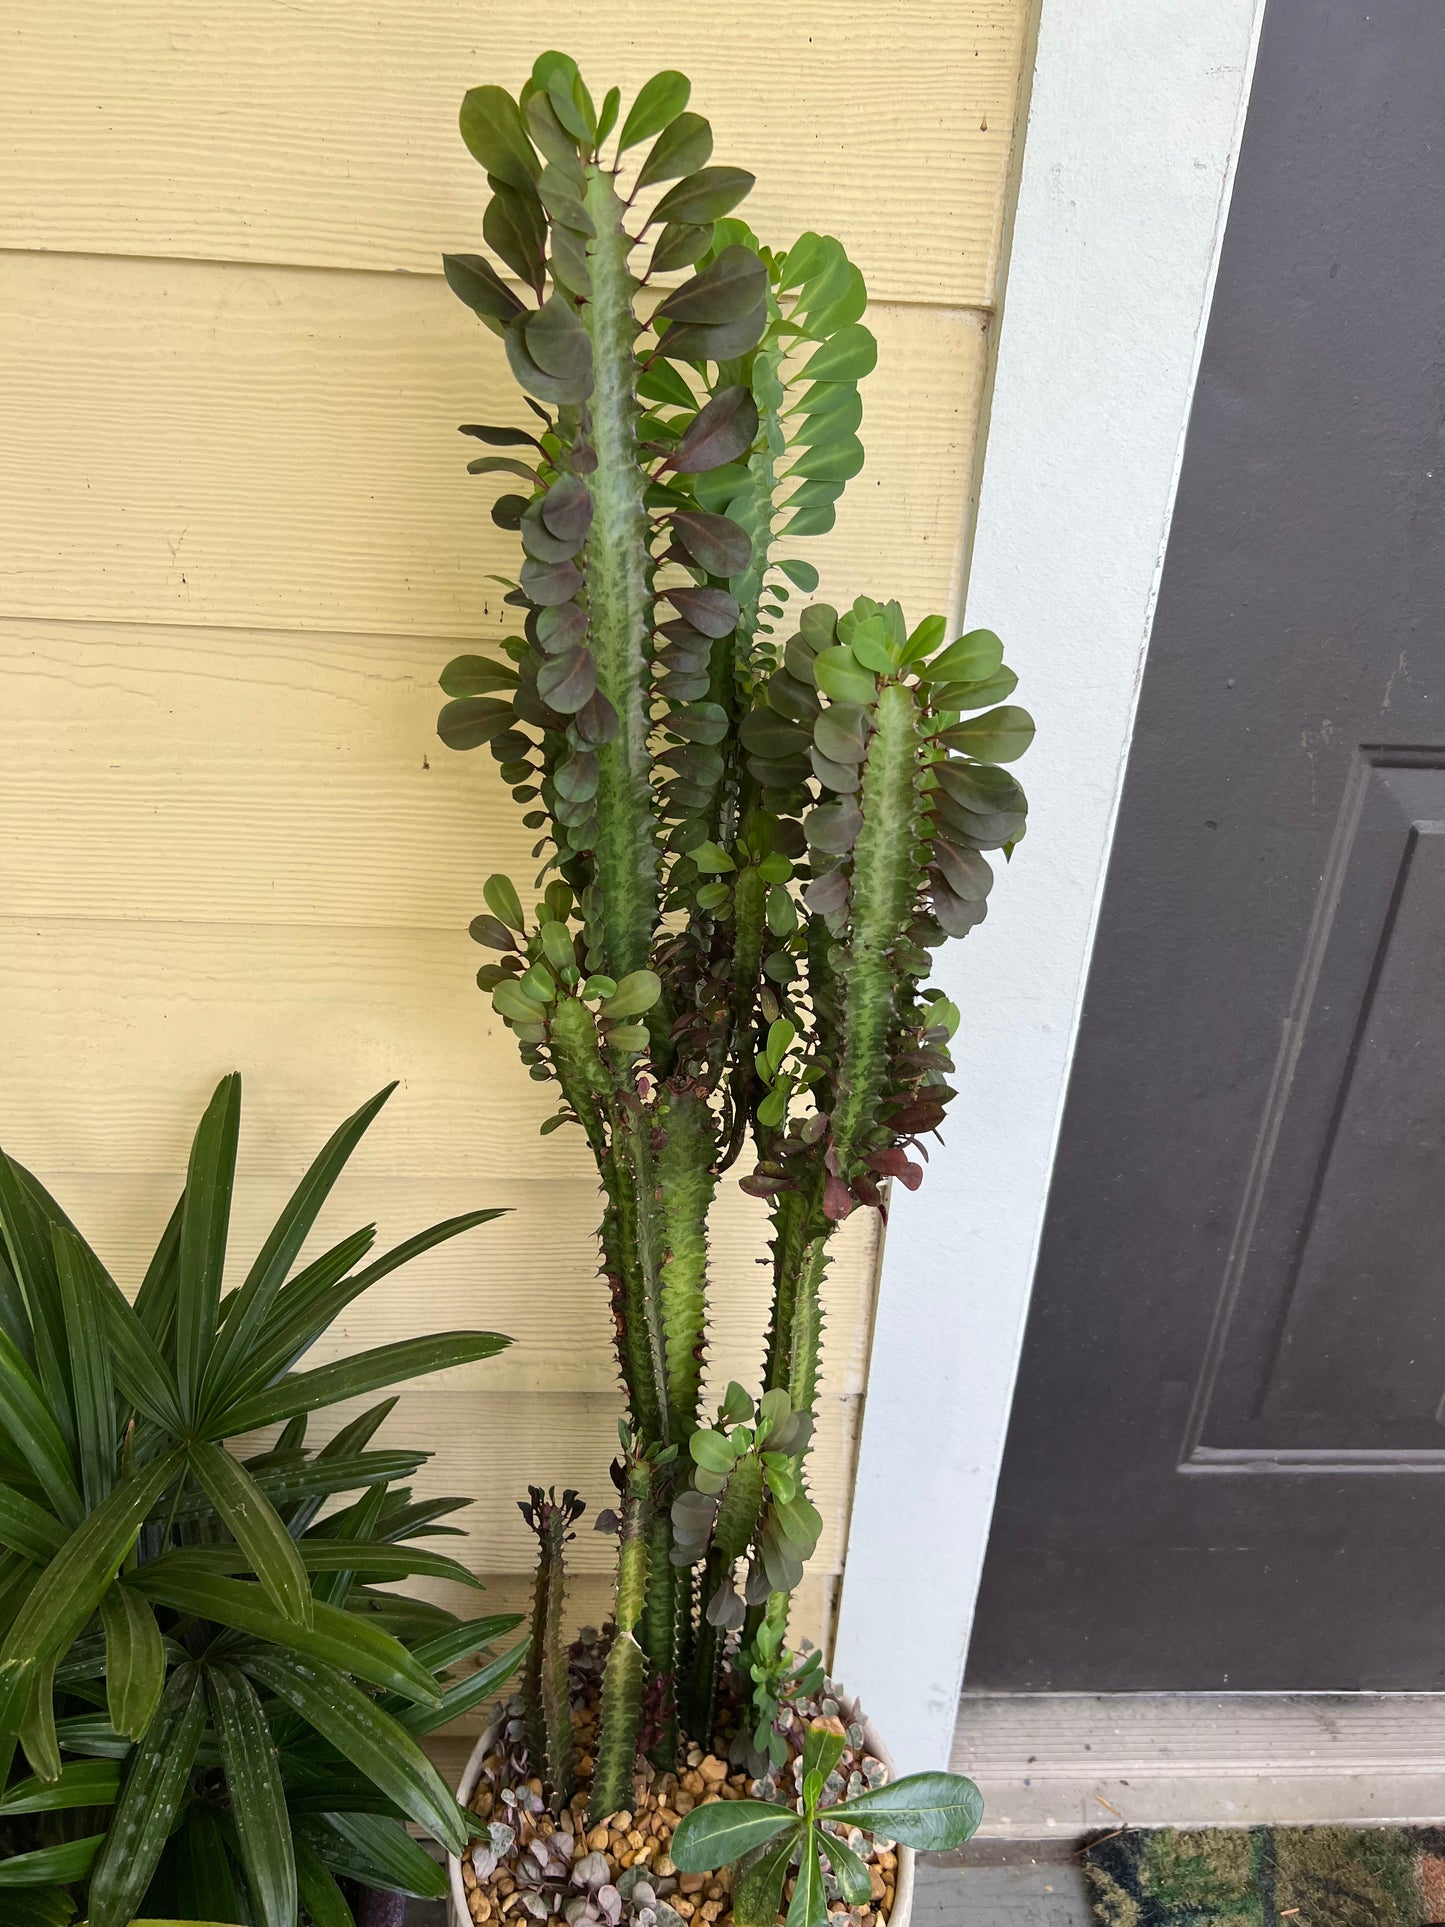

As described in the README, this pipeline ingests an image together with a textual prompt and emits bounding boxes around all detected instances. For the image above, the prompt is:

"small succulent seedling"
[670,1722,983,1927]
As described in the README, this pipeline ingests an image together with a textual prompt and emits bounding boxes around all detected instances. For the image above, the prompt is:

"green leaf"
[790,435,865,484]
[672,510,752,576]
[657,246,767,326]
[827,1770,985,1850]
[0,1757,119,1815]
[187,1439,313,1626]
[95,1269,184,1434]
[176,1074,241,1421]
[241,1649,468,1853]
[812,647,876,706]
[294,1837,357,1927]
[484,182,547,297]
[800,1722,846,1786]
[731,1826,798,1927]
[206,1663,296,1927]
[20,1653,60,1781]
[129,1566,442,1704]
[785,1830,827,1927]
[671,386,759,475]
[202,1086,396,1419]
[459,86,540,192]
[922,628,1004,684]
[169,1801,245,1926]
[670,1799,799,1871]
[653,168,755,227]
[131,1192,183,1349]
[0,1888,75,1927]
[52,1226,115,1512]
[635,110,713,191]
[84,1663,206,1927]
[396,1634,530,1737]
[484,873,526,931]
[99,1581,165,1741]
[800,325,878,383]
[777,558,819,593]
[934,759,1026,817]
[600,970,662,1020]
[407,1612,527,1675]
[442,656,519,700]
[0,1321,79,1529]
[0,1153,73,1448]
[0,1449,181,1678]
[322,1811,450,1899]
[819,1826,873,1907]
[169,1537,483,1593]
[941,703,1035,765]
[689,1430,736,1476]
[619,71,691,151]
[0,1488,64,1564]
[0,1835,102,1886]
[443,253,525,331]
[216,1330,510,1436]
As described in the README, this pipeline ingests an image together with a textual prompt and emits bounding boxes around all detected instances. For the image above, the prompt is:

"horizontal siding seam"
[0,241,999,319]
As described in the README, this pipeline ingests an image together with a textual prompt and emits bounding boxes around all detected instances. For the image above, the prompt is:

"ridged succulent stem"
[762,1183,824,1396]
[831,682,923,1169]
[685,1452,765,1743]
[523,1501,576,1810]
[591,1459,653,1822]
[578,161,660,983]
[656,1087,718,1444]
[607,1101,669,1447]
[642,1507,680,1769]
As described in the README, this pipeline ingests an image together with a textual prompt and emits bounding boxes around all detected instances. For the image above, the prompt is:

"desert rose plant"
[439,47,1030,1849]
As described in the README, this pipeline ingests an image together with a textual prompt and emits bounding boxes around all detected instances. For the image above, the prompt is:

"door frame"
[833,0,1269,1771]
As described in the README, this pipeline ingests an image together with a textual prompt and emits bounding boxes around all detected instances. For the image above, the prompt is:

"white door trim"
[833,0,1270,1772]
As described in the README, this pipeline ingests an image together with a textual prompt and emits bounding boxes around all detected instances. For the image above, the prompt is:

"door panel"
[967,0,1445,1688]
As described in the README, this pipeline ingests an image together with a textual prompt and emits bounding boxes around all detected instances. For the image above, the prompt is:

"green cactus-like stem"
[642,1507,680,1768]
[524,1505,576,1810]
[578,161,660,984]
[656,1087,718,1443]
[685,1451,765,1743]
[831,681,924,1170]
[606,1101,670,1445]
[591,1460,653,1821]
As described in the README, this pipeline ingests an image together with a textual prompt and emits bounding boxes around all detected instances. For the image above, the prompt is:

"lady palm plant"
[0,1076,526,1927]
[440,52,1032,1818]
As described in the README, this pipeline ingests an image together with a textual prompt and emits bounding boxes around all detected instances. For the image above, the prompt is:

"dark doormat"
[1083,1827,1445,1925]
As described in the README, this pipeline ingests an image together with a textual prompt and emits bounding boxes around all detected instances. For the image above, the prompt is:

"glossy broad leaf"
[618,71,690,151]
[731,1826,798,1927]
[670,387,759,474]
[670,1798,799,1871]
[827,1770,985,1850]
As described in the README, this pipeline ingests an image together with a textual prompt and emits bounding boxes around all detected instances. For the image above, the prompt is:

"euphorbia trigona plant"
[439,51,1033,1822]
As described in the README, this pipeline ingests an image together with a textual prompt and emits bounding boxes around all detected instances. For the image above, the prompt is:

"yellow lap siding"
[0,254,988,637]
[0,0,1028,307]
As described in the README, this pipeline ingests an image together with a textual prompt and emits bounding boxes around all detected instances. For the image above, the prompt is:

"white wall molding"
[833,0,1268,1771]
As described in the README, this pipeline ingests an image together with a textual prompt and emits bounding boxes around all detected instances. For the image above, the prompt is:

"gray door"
[967,0,1445,1690]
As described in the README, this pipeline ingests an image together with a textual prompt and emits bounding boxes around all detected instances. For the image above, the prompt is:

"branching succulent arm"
[440,50,1034,1813]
